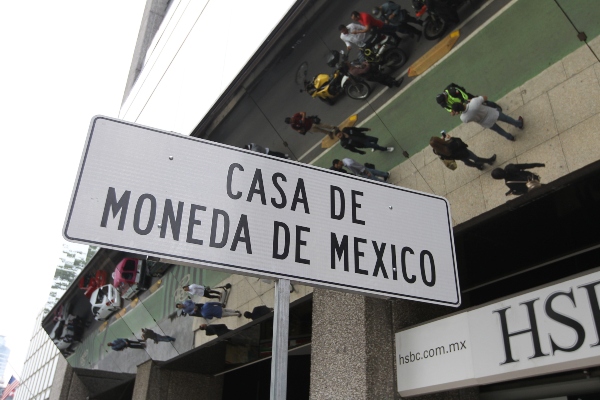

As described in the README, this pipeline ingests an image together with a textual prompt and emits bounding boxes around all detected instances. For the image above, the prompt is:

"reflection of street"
[65,264,204,370]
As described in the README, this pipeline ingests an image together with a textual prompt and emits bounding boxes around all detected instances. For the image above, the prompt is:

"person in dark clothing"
[429,135,496,170]
[330,164,350,173]
[243,306,274,320]
[491,163,545,196]
[336,127,394,154]
[199,324,231,337]
[107,338,146,351]
[141,328,176,343]
[285,112,336,136]
[176,301,204,317]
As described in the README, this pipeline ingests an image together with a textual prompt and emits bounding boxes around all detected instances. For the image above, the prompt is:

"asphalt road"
[208,0,512,162]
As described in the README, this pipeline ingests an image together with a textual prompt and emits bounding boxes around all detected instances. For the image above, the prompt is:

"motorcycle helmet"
[436,93,447,107]
[326,50,340,68]
[372,7,382,19]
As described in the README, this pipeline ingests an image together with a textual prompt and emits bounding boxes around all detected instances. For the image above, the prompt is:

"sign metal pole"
[270,279,290,400]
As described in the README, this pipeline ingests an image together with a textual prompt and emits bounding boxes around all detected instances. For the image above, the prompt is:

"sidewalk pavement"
[388,36,600,226]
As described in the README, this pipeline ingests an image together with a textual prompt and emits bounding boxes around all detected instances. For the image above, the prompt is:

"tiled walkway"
[389,37,600,225]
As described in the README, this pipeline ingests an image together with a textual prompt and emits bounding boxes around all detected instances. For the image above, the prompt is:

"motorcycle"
[300,60,371,105]
[328,50,402,89]
[359,33,407,74]
[412,0,468,40]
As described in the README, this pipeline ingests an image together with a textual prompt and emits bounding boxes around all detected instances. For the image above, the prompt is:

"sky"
[0,1,148,382]
[0,0,295,385]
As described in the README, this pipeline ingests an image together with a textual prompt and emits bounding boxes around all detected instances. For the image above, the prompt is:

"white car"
[90,284,122,321]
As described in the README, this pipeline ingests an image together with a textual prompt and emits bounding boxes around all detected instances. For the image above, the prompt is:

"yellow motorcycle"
[297,62,371,105]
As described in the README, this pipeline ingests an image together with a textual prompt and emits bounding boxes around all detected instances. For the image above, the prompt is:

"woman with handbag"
[429,134,496,170]
[491,163,545,196]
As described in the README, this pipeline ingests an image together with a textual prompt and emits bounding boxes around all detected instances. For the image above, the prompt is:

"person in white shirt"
[332,158,390,181]
[451,96,523,141]
[182,284,222,299]
[339,23,369,55]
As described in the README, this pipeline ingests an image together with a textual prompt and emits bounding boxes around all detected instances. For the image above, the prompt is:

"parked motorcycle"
[300,61,371,104]
[360,33,407,74]
[328,50,402,89]
[412,0,468,40]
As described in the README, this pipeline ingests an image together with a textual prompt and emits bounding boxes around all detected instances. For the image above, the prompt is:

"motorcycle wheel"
[383,48,408,69]
[345,80,371,100]
[319,97,334,105]
[423,17,448,40]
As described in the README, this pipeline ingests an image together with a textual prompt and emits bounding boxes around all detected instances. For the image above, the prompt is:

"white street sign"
[64,116,460,305]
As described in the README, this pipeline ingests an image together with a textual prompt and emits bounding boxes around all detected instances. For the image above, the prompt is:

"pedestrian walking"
[243,306,274,321]
[336,127,394,154]
[199,302,242,320]
[332,158,390,181]
[285,112,336,136]
[107,338,146,351]
[491,163,545,196]
[451,96,524,141]
[176,300,204,316]
[244,143,290,159]
[182,284,222,300]
[199,324,231,337]
[429,134,496,170]
[141,328,176,344]
[436,83,501,113]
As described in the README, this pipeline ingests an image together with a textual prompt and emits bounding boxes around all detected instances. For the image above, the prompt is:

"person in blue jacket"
[200,302,242,319]
[107,338,145,351]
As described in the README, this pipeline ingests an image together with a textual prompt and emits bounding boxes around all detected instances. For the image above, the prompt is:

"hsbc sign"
[396,269,600,396]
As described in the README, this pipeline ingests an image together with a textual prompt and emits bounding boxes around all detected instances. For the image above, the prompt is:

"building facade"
[45,0,600,399]
[14,310,60,400]
[0,336,9,385]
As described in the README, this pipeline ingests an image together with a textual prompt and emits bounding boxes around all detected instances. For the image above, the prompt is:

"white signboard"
[396,270,600,396]
[64,116,459,304]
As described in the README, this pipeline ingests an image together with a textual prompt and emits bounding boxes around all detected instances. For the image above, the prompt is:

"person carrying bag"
[429,133,496,170]
[491,163,545,196]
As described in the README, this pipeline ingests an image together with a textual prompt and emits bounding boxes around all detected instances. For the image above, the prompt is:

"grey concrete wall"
[48,355,70,400]
[310,292,479,400]
[48,355,90,400]
[50,355,90,400]
[67,372,91,400]
[133,360,224,400]
[310,289,395,400]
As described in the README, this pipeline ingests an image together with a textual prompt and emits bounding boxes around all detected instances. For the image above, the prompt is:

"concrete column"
[310,289,395,400]
[133,359,224,400]
[48,355,90,400]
